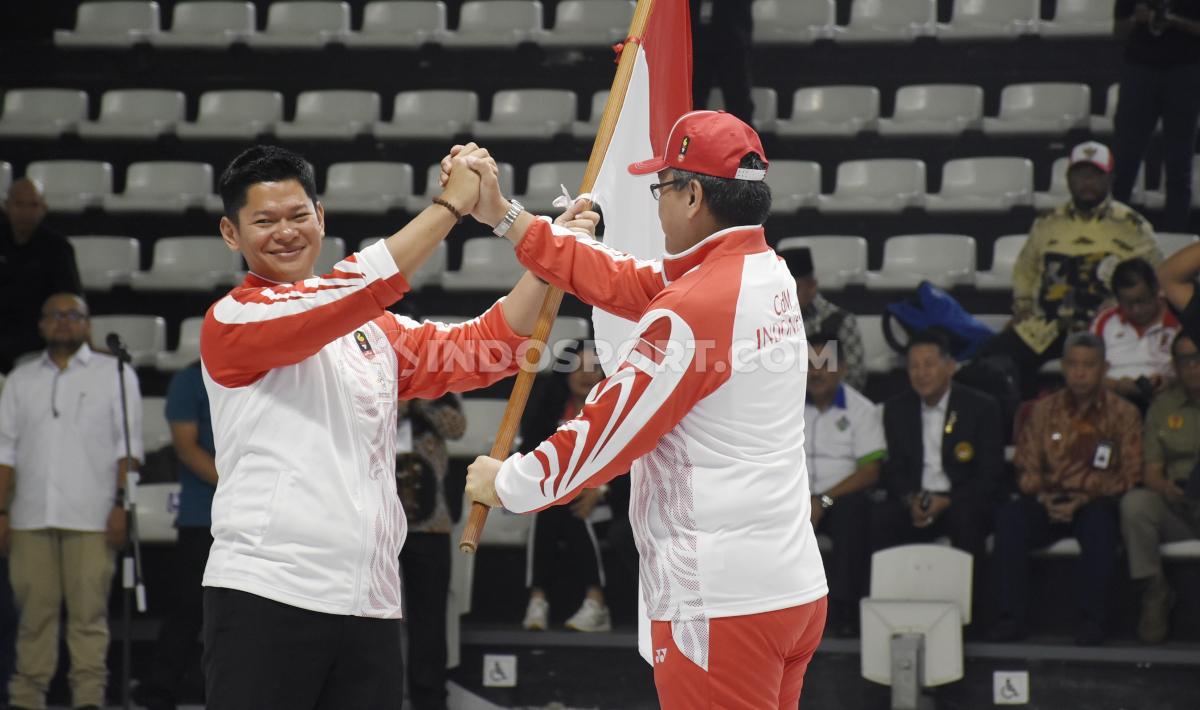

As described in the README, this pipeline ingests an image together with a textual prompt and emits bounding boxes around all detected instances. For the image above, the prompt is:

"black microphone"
[106,332,132,364]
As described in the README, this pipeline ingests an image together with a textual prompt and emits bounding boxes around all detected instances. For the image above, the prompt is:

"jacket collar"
[661,225,768,283]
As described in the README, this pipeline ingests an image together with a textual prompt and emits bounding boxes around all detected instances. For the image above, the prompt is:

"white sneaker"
[522,597,550,630]
[564,598,612,632]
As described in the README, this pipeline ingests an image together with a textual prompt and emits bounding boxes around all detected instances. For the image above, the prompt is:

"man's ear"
[219,216,241,252]
[685,179,704,218]
[315,200,326,235]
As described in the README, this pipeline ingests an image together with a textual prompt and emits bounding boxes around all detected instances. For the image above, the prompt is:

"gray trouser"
[1119,488,1200,580]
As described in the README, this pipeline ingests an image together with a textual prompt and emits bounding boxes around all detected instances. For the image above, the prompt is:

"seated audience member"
[803,332,885,635]
[1091,258,1180,407]
[1120,332,1200,644]
[992,333,1142,646]
[1159,240,1200,344]
[785,247,867,391]
[872,330,1004,563]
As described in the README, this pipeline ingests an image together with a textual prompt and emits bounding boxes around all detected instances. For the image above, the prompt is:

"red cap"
[628,110,768,181]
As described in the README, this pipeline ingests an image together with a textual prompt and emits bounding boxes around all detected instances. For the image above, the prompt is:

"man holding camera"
[1112,0,1200,232]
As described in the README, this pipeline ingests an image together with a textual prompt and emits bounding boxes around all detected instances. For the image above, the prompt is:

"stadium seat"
[129,236,242,291]
[0,88,89,140]
[1132,164,1165,209]
[25,160,114,213]
[538,0,634,48]
[319,162,414,215]
[247,1,350,48]
[856,315,903,373]
[360,238,448,289]
[937,0,1038,40]
[837,0,937,43]
[90,315,167,367]
[973,234,1027,290]
[473,89,576,140]
[766,161,822,214]
[1033,157,1071,209]
[140,396,173,453]
[0,162,9,196]
[877,84,983,136]
[1039,0,1115,37]
[982,83,1091,135]
[925,157,1034,213]
[705,87,779,133]
[973,314,1010,333]
[1194,156,1200,206]
[866,234,977,290]
[155,316,205,371]
[406,162,515,213]
[314,237,348,276]
[448,398,510,457]
[54,1,160,48]
[103,162,214,214]
[177,90,284,141]
[77,89,185,140]
[1090,83,1119,134]
[441,238,525,291]
[752,0,836,44]
[514,161,589,214]
[570,90,610,139]
[776,86,880,137]
[68,236,140,291]
[275,90,380,140]
[442,1,544,48]
[343,1,448,48]
[775,236,868,290]
[373,90,478,140]
[137,482,181,543]
[1156,233,1199,258]
[152,1,255,48]
[817,159,926,214]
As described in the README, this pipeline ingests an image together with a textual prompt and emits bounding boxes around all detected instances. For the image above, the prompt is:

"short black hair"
[906,329,953,360]
[1111,257,1158,293]
[218,145,318,221]
[672,153,771,227]
[1064,331,1106,360]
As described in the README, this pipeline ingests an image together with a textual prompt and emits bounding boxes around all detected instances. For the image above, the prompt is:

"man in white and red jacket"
[464,111,829,708]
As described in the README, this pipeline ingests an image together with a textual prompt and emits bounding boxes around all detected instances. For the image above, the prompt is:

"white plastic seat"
[136,482,181,543]
[974,313,1010,333]
[1039,0,1115,37]
[0,89,90,140]
[54,1,160,48]
[974,234,1027,290]
[570,90,610,139]
[752,0,836,44]
[442,238,525,291]
[103,162,214,214]
[473,89,576,140]
[817,159,926,214]
[25,160,114,213]
[704,87,779,133]
[1132,164,1165,209]
[877,84,983,136]
[766,161,822,214]
[866,234,977,290]
[443,0,544,48]
[776,86,880,137]
[776,236,868,290]
[152,1,254,48]
[177,90,284,141]
[925,157,1034,213]
[129,236,242,292]
[405,162,515,213]
[77,89,185,140]
[0,162,9,196]
[319,162,413,215]
[314,237,348,276]
[515,161,589,214]
[982,83,1091,135]
[448,399,510,457]
[837,0,937,43]
[536,316,594,370]
[155,317,205,371]
[68,236,140,290]
[1156,232,1199,258]
[856,315,903,373]
[870,544,973,624]
[343,1,447,48]
[1033,157,1071,209]
[937,0,1039,40]
[373,90,478,140]
[90,315,167,367]
[538,0,634,48]
[1090,83,1119,134]
[247,1,350,48]
[1161,540,1200,560]
[275,90,380,140]
[360,238,448,289]
[140,396,173,453]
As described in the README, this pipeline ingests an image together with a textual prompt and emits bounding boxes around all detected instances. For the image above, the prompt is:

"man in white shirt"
[803,332,885,636]
[0,292,143,710]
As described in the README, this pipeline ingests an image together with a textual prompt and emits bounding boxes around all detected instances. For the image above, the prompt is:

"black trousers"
[399,532,450,710]
[992,496,1119,630]
[139,526,213,706]
[202,587,404,710]
[1112,60,1200,232]
[690,0,754,123]
[870,495,990,563]
[975,327,1067,401]
[813,491,871,607]
[528,503,604,591]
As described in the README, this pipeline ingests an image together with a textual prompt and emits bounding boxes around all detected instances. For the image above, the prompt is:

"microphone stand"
[109,335,145,710]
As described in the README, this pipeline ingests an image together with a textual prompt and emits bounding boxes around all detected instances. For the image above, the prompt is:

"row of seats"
[22,154,1199,219]
[0,83,1134,141]
[52,0,1117,52]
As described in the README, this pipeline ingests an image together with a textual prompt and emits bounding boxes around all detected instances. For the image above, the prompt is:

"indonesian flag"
[589,0,692,373]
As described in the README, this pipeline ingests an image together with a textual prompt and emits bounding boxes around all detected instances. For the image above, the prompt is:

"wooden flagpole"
[458,0,659,553]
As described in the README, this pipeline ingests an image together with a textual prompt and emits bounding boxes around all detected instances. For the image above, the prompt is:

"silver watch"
[493,199,524,238]
[819,494,835,509]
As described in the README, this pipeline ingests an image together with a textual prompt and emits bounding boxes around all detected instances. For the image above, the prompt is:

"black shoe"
[987,619,1027,642]
[1074,620,1105,646]
[73,706,102,710]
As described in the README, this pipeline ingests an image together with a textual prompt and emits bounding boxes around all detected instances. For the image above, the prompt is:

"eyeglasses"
[42,310,87,323]
[649,179,684,201]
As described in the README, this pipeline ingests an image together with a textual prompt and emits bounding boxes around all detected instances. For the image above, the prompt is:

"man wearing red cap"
[459,111,829,708]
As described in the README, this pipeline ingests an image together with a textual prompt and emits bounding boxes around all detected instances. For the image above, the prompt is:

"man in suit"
[872,330,1004,562]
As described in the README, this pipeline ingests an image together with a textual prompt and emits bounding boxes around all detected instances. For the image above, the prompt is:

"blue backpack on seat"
[883,281,995,361]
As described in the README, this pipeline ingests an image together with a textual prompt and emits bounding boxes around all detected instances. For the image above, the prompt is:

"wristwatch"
[818,494,835,510]
[493,199,524,238]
